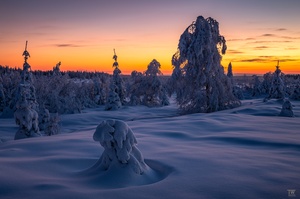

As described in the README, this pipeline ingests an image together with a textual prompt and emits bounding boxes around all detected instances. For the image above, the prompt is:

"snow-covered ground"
[0,98,300,199]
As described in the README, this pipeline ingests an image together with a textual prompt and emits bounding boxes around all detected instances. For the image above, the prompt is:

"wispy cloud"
[226,49,244,54]
[232,56,299,63]
[247,40,292,44]
[275,28,287,31]
[285,47,298,50]
[54,44,85,48]
[227,37,254,42]
[254,46,269,50]
[261,33,276,37]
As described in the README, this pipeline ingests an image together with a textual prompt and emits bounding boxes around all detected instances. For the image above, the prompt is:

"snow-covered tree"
[171,16,240,113]
[142,59,169,107]
[111,49,126,104]
[227,62,244,100]
[252,75,262,97]
[227,62,233,78]
[279,99,294,117]
[290,84,300,100]
[44,113,60,136]
[128,71,144,105]
[14,93,41,140]
[261,72,273,94]
[53,61,61,75]
[0,81,5,112]
[265,62,285,101]
[145,59,162,76]
[93,119,147,174]
[92,77,106,105]
[38,104,50,131]
[128,60,169,107]
[105,84,122,110]
[14,41,41,139]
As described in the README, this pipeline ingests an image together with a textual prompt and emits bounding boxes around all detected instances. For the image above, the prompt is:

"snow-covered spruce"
[171,16,240,113]
[279,99,294,117]
[14,95,41,140]
[0,81,5,112]
[227,62,244,100]
[38,104,50,131]
[290,84,300,100]
[14,41,41,139]
[44,113,60,136]
[265,62,285,101]
[52,61,61,75]
[128,60,169,107]
[252,75,262,97]
[93,120,147,175]
[112,49,126,104]
[105,84,122,110]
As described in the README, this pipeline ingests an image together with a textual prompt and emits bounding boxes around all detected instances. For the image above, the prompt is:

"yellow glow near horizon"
[1,1,300,75]
[2,36,299,76]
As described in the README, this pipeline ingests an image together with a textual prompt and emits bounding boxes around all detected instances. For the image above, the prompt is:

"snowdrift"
[0,98,300,199]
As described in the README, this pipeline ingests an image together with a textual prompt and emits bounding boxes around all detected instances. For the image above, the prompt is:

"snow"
[0,98,300,199]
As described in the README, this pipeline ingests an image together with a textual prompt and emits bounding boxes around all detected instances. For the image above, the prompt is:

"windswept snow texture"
[0,98,300,199]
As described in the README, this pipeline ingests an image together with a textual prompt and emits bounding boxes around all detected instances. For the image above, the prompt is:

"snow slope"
[0,98,300,199]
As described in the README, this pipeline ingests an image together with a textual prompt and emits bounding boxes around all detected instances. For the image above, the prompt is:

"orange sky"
[1,0,300,75]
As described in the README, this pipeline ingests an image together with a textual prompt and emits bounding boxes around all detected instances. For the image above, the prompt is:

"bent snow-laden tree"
[171,16,240,113]
[92,120,147,175]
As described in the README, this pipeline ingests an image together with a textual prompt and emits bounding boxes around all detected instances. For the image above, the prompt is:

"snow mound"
[80,119,172,188]
[279,99,294,117]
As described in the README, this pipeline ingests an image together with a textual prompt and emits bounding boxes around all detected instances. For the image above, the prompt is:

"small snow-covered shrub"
[279,99,294,117]
[93,119,147,174]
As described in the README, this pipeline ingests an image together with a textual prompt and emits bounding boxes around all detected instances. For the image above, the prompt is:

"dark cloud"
[276,28,287,31]
[248,40,292,44]
[238,58,270,63]
[233,56,299,63]
[254,46,269,50]
[261,34,276,37]
[226,49,244,54]
[227,37,255,42]
[55,44,83,47]
[281,36,300,40]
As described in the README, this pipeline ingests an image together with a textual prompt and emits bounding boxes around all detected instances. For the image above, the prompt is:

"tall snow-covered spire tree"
[171,16,240,113]
[14,41,41,139]
[111,49,126,104]
[227,62,233,78]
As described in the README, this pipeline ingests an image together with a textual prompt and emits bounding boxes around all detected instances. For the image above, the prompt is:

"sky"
[0,0,300,75]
